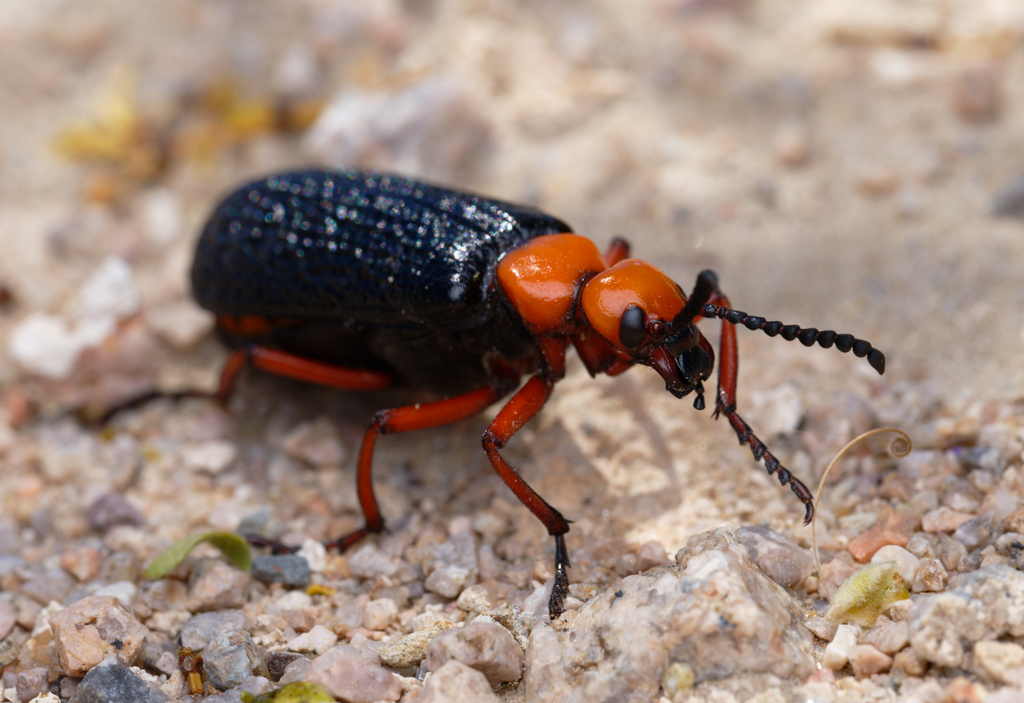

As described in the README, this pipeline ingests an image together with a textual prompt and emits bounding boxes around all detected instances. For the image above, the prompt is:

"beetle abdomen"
[191,169,571,331]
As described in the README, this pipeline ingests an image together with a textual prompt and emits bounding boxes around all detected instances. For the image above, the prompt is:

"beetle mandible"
[191,168,885,619]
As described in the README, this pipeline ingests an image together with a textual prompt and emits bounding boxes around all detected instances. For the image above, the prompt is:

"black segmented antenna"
[701,305,886,375]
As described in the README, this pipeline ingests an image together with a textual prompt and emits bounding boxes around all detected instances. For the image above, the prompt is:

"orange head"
[579,260,716,406]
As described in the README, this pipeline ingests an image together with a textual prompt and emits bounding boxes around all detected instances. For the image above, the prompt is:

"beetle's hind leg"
[700,283,816,524]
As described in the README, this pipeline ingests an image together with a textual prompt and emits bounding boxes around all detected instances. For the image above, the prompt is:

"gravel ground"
[2,1,1024,702]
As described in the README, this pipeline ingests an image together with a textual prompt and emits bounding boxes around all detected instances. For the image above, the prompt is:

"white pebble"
[871,546,921,584]
[364,599,398,631]
[297,539,327,573]
[181,440,238,474]
[822,624,859,670]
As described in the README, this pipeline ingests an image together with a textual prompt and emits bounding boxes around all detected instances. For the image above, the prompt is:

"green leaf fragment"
[143,530,253,579]
[824,561,909,628]
[245,682,336,703]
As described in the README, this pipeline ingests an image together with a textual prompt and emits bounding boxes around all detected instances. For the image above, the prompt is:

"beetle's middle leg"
[701,283,815,523]
[325,383,515,551]
[480,374,573,620]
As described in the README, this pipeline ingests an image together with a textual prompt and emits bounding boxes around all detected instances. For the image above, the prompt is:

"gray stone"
[523,528,814,703]
[68,659,170,703]
[418,660,500,703]
[180,610,250,650]
[347,544,399,579]
[15,666,49,702]
[203,630,269,691]
[21,566,76,605]
[304,646,401,703]
[996,533,1024,570]
[267,651,307,681]
[953,513,999,550]
[201,675,271,703]
[424,531,478,599]
[910,564,1024,668]
[736,525,814,588]
[250,554,311,587]
[426,621,524,685]
[87,493,146,532]
[0,598,15,640]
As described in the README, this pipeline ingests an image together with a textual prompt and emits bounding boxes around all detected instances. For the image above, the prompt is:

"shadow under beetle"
[191,168,885,619]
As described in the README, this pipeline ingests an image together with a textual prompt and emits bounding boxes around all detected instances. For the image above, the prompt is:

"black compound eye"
[619,304,647,350]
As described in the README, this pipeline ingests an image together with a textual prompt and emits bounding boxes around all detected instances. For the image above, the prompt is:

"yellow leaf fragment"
[824,561,909,628]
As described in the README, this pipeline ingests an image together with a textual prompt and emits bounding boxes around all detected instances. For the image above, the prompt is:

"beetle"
[191,168,885,619]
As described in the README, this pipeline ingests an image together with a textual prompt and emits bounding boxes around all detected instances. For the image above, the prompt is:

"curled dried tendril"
[811,428,912,578]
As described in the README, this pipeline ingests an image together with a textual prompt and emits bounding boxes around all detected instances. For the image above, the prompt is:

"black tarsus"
[701,304,885,375]
[548,534,572,620]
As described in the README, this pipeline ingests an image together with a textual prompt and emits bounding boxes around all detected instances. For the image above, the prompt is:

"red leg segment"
[325,383,514,551]
[216,346,394,401]
[706,290,815,523]
[604,237,631,266]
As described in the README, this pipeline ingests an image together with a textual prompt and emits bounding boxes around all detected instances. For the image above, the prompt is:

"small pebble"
[347,544,399,579]
[251,555,311,587]
[417,660,500,703]
[378,622,455,669]
[304,646,402,703]
[364,598,398,631]
[94,581,138,608]
[860,617,910,656]
[0,599,16,640]
[1005,508,1024,535]
[61,546,101,582]
[424,531,478,599]
[203,630,270,690]
[267,651,308,681]
[181,440,238,474]
[279,656,313,685]
[822,624,859,670]
[49,596,149,676]
[921,506,974,533]
[774,124,811,167]
[180,610,250,650]
[871,545,920,584]
[892,648,928,676]
[973,640,1024,686]
[911,558,948,592]
[850,644,892,677]
[187,559,250,611]
[69,659,170,703]
[87,493,146,532]
[951,63,1002,123]
[805,615,838,641]
[425,620,524,686]
[736,525,813,588]
[21,566,76,605]
[281,417,346,467]
[953,514,998,550]
[992,173,1024,218]
[15,667,48,702]
[287,625,338,656]
[144,300,213,350]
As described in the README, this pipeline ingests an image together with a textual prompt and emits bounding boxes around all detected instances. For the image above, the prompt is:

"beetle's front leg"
[481,373,572,620]
[705,287,815,523]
